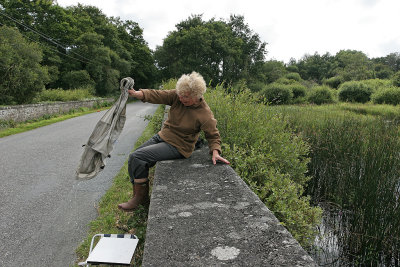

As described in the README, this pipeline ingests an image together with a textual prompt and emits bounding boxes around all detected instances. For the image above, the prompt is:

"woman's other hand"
[212,149,230,165]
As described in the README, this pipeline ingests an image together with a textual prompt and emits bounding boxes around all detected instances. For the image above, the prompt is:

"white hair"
[176,72,206,99]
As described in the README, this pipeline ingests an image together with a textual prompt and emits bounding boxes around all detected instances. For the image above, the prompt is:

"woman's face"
[178,92,199,106]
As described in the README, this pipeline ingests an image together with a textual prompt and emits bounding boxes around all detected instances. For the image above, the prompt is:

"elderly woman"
[118,72,230,211]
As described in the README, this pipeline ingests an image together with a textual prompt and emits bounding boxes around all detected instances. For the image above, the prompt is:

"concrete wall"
[0,98,113,122]
[142,146,317,266]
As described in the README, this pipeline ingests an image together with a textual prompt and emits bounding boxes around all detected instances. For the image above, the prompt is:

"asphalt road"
[0,101,158,266]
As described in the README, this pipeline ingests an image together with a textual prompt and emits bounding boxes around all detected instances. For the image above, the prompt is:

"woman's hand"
[212,149,230,165]
[128,89,144,100]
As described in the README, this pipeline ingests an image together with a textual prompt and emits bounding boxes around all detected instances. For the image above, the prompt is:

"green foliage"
[373,63,393,79]
[338,81,373,103]
[372,52,400,73]
[259,60,287,84]
[371,86,400,105]
[307,85,335,105]
[275,105,400,265]
[289,84,307,99]
[62,70,95,89]
[294,52,335,83]
[154,14,266,86]
[1,2,156,99]
[260,83,293,105]
[33,88,95,102]
[160,78,177,90]
[323,76,343,89]
[246,80,265,93]
[334,50,374,81]
[359,78,393,90]
[0,26,49,104]
[285,72,302,82]
[275,77,296,85]
[205,86,322,248]
[392,70,400,87]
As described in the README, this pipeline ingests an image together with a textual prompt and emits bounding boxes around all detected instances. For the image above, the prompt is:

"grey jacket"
[76,78,134,180]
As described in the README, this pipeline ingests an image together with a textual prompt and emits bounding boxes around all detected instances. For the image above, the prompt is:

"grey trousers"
[128,134,184,183]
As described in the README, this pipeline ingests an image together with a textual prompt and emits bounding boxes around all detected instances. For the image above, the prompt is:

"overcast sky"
[56,0,400,63]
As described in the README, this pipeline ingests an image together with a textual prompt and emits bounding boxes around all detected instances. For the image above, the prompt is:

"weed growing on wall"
[205,85,322,248]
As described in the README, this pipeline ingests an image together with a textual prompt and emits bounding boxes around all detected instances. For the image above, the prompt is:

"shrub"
[205,86,322,247]
[0,26,49,104]
[289,84,307,99]
[161,78,177,90]
[247,80,265,93]
[323,76,343,89]
[260,83,293,105]
[34,88,95,102]
[338,81,372,103]
[275,77,297,85]
[392,71,400,87]
[307,86,334,105]
[359,79,392,91]
[285,72,302,82]
[372,86,400,105]
[62,70,95,89]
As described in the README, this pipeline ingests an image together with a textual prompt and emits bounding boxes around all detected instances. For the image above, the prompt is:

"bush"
[289,84,307,99]
[372,86,400,105]
[338,81,372,103]
[323,76,343,89]
[260,83,293,105]
[34,88,95,102]
[307,86,334,105]
[160,78,177,90]
[205,86,322,247]
[275,77,297,85]
[62,70,95,89]
[392,71,400,87]
[285,72,302,82]
[0,26,49,104]
[359,79,392,91]
[247,80,265,93]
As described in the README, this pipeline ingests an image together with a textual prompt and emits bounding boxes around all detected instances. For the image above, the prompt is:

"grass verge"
[0,104,112,138]
[75,104,165,266]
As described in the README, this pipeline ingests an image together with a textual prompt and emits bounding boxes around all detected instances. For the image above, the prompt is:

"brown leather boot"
[118,179,150,211]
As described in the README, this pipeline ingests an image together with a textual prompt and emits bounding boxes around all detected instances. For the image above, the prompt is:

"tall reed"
[274,105,400,265]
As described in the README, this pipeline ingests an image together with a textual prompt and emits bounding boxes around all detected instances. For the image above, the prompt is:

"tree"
[0,26,49,104]
[295,52,335,83]
[1,1,157,94]
[260,60,287,84]
[154,14,267,85]
[373,52,400,73]
[333,50,374,81]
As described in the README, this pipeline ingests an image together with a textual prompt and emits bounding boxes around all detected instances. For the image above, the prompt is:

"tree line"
[1,0,399,104]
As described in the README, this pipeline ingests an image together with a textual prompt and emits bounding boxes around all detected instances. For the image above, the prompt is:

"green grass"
[75,104,165,266]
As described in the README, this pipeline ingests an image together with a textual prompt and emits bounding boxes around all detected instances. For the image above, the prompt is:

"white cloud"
[57,0,400,63]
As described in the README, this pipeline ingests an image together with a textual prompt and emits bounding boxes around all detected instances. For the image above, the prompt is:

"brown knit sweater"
[140,89,222,158]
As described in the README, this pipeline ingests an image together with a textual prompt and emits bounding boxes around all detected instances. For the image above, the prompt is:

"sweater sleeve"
[200,115,222,155]
[141,89,177,105]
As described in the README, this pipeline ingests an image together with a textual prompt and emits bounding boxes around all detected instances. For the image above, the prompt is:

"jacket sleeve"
[141,89,177,105]
[200,115,222,155]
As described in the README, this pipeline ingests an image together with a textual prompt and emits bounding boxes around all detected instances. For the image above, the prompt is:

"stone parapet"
[142,146,316,266]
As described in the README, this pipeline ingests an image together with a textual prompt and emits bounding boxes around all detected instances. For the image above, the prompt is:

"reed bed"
[273,104,400,266]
